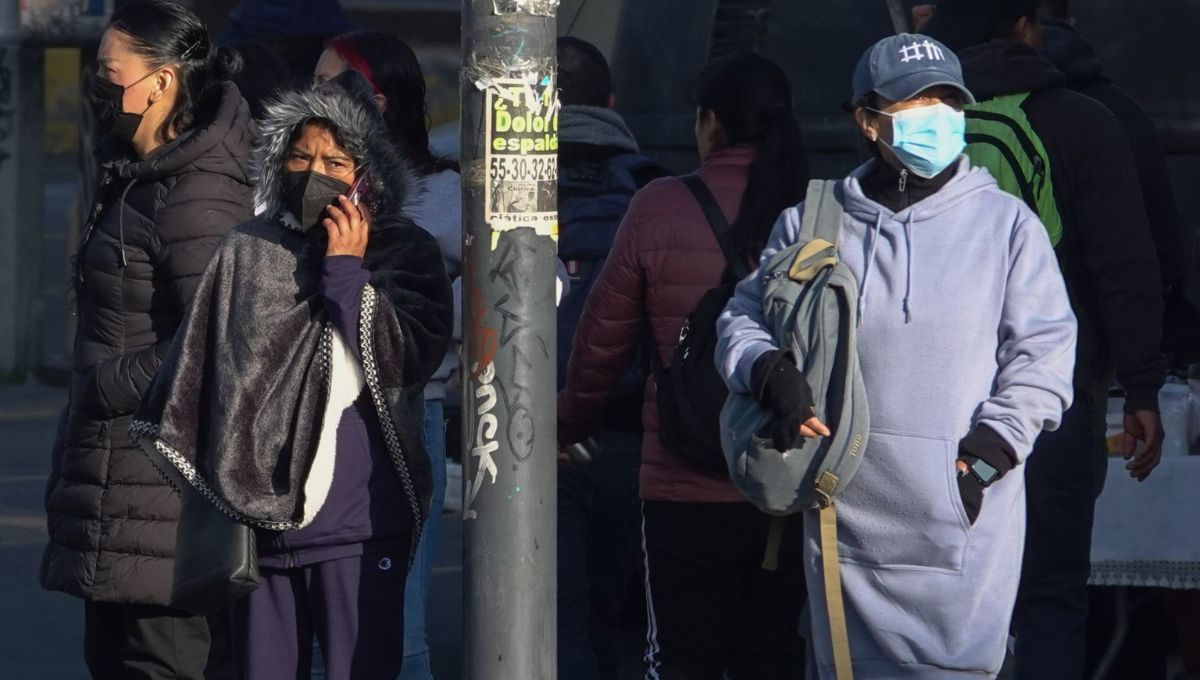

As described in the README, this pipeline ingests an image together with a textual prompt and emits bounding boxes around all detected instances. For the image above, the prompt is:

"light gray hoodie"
[409,168,463,402]
[716,157,1077,678]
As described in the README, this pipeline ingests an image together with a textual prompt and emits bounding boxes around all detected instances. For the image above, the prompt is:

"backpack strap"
[761,508,853,680]
[821,505,854,680]
[795,178,854,679]
[680,175,752,281]
[798,179,844,246]
[788,180,845,283]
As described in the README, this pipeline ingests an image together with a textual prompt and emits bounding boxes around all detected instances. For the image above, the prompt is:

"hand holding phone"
[324,195,369,258]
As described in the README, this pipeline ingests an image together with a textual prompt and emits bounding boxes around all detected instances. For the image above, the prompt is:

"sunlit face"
[96,27,167,115]
[314,48,349,86]
[285,122,359,186]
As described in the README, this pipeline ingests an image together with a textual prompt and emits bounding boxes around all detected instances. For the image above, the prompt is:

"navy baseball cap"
[851,33,975,107]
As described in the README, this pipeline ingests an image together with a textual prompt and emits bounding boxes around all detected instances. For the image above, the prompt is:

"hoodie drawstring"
[857,212,884,324]
[857,211,916,324]
[902,213,914,324]
[116,179,136,269]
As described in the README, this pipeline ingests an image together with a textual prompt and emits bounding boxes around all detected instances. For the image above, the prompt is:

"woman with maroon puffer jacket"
[557,51,811,679]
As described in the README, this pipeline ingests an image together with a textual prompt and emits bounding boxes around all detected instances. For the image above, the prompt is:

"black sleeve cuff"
[1123,387,1161,414]
[959,424,1017,476]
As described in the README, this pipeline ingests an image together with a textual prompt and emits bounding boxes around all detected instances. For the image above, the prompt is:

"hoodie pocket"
[834,430,971,573]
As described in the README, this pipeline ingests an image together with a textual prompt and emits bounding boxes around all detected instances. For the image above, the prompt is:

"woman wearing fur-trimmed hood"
[133,69,453,679]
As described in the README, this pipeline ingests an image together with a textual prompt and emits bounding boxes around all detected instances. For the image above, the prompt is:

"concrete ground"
[0,381,467,680]
[0,381,645,680]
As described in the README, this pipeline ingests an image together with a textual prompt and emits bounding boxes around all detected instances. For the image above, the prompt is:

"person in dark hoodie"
[1038,0,1200,368]
[131,69,453,680]
[924,2,1168,679]
[554,36,668,680]
[40,1,253,677]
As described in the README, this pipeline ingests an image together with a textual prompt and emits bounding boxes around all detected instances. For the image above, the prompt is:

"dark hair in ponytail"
[327,31,458,176]
[695,51,808,259]
[109,0,242,137]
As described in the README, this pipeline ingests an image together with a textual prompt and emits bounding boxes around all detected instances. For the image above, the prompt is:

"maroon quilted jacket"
[558,145,755,503]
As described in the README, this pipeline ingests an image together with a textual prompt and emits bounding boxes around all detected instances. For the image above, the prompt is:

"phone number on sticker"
[489,156,558,182]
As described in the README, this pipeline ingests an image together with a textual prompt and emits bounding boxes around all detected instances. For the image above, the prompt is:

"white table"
[1087,455,1200,679]
[1091,455,1200,589]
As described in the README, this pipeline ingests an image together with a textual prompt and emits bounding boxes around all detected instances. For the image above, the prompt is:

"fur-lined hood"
[252,69,421,227]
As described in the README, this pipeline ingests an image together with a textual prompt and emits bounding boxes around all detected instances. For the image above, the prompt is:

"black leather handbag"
[169,474,262,615]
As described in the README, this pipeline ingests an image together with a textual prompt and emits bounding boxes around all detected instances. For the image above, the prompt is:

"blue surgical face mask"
[869,103,966,178]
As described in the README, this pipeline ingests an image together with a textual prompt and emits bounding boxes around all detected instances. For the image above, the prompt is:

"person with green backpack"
[923,3,1169,678]
[716,34,1077,678]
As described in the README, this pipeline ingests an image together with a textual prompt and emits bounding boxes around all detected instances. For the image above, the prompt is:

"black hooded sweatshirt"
[957,39,1165,412]
[1042,18,1198,364]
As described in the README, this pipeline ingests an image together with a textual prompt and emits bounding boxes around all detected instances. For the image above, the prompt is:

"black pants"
[558,430,644,680]
[84,600,233,680]
[1013,393,1101,680]
[641,500,806,680]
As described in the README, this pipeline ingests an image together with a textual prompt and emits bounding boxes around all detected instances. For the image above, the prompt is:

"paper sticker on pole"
[493,0,560,17]
[483,74,559,249]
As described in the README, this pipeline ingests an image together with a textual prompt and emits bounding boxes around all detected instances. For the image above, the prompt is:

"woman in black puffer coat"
[40,1,254,676]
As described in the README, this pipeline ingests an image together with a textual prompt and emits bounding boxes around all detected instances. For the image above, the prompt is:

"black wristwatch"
[959,455,1001,488]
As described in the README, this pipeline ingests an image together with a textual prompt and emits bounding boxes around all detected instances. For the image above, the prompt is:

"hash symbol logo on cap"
[898,40,946,63]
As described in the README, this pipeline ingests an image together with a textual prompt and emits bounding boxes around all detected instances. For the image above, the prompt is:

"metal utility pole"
[460,1,559,678]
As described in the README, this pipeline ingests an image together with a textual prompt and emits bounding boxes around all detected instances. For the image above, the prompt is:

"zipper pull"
[898,168,908,193]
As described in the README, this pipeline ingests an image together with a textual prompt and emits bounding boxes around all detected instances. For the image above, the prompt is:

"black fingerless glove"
[751,350,816,452]
[956,424,1017,525]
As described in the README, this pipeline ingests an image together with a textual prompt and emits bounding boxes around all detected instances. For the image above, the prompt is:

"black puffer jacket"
[42,82,254,604]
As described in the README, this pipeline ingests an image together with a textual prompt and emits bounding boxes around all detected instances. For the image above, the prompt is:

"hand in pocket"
[956,472,983,525]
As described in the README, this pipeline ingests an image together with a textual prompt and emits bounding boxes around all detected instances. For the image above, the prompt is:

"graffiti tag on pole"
[463,236,549,518]
[465,361,499,520]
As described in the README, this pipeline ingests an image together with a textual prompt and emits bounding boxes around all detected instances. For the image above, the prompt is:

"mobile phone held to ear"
[346,171,382,218]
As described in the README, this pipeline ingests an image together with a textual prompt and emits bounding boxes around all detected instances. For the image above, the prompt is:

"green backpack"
[964,93,1064,246]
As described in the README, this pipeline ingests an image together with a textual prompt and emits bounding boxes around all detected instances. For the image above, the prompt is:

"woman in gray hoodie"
[716,34,1077,678]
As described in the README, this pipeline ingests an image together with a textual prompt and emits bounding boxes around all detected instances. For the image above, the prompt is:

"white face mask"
[868,102,966,178]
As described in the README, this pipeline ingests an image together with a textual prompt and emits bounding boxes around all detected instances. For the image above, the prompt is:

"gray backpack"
[720,179,870,515]
[719,179,868,679]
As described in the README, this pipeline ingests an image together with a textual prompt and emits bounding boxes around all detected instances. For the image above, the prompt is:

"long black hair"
[328,31,458,175]
[109,0,242,137]
[695,51,808,259]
